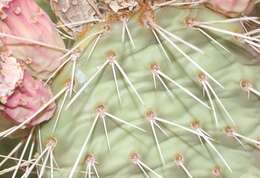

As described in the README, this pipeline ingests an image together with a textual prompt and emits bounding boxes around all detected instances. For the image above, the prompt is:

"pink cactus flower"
[206,0,253,17]
[0,0,66,79]
[0,54,24,104]
[1,71,56,126]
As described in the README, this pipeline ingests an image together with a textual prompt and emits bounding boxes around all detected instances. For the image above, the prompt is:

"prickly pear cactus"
[1,1,260,178]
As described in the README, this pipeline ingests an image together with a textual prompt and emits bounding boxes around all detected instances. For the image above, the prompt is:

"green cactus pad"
[37,5,260,178]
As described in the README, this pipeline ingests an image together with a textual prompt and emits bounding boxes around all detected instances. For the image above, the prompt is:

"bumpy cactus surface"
[0,1,260,178]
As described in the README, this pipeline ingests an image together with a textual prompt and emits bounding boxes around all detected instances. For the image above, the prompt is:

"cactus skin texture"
[0,1,260,178]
